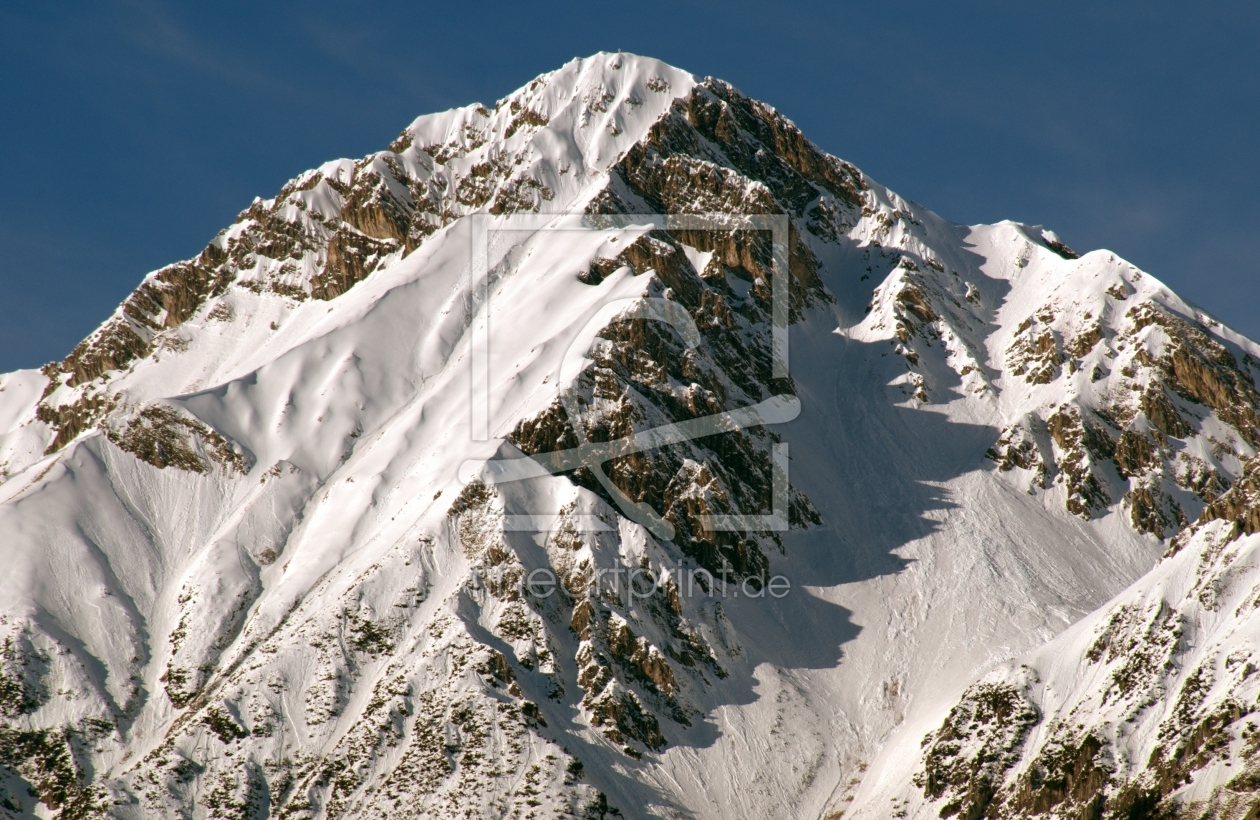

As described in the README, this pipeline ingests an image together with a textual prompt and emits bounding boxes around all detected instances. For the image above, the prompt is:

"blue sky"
[2,1,1258,371]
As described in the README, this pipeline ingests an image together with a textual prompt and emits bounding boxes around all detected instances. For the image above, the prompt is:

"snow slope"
[849,473,1260,819]
[0,53,1258,820]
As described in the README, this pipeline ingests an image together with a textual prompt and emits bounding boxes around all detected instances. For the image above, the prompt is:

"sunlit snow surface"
[0,53,1257,819]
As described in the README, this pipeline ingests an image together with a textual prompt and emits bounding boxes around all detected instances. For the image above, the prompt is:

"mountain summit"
[1,53,1259,819]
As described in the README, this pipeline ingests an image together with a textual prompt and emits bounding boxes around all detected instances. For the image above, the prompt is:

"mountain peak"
[2,54,1260,820]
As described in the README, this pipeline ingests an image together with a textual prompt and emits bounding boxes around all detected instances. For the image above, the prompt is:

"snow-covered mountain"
[1,53,1258,819]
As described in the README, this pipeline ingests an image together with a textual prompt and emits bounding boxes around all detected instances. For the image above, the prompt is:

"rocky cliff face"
[1,53,1258,820]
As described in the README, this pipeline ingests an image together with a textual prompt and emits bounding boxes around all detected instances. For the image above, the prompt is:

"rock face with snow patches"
[1,54,1258,819]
